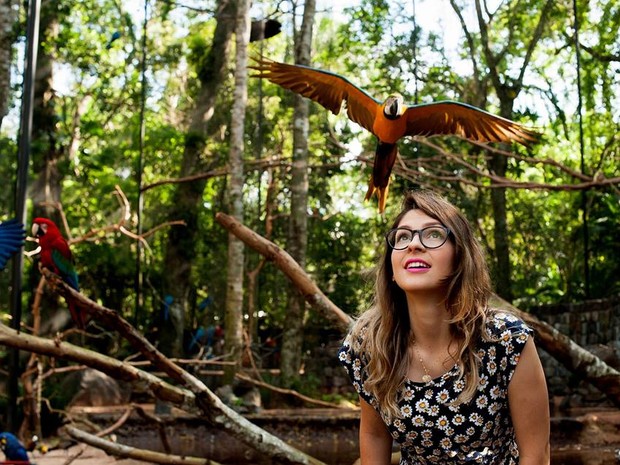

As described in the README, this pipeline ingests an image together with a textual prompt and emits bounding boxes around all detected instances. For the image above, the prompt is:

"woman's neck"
[405,293,452,347]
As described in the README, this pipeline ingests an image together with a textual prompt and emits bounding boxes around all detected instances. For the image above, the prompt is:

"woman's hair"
[351,189,493,419]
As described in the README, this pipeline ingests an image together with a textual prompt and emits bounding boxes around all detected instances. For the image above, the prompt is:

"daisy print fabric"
[338,312,533,465]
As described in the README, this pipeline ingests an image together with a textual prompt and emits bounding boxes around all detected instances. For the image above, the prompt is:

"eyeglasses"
[385,226,451,250]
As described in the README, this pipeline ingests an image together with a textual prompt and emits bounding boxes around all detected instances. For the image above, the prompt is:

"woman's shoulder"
[484,310,533,340]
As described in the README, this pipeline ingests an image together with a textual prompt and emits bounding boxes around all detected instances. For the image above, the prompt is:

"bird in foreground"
[250,56,539,212]
[31,217,85,328]
[0,218,26,271]
[0,432,30,464]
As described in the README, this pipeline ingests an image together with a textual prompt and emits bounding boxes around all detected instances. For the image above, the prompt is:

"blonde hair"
[350,190,494,419]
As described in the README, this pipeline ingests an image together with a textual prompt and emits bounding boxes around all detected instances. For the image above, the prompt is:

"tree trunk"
[162,0,235,332]
[487,157,512,301]
[30,0,62,222]
[280,0,316,389]
[223,0,250,385]
[0,0,17,128]
[470,0,554,301]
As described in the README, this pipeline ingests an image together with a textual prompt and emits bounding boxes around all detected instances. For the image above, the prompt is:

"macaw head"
[31,217,62,239]
[383,94,405,120]
[0,431,20,450]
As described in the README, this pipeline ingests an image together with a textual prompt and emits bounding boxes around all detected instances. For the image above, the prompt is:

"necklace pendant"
[422,374,432,383]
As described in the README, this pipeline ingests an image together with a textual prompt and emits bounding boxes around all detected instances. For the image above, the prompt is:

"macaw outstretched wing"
[403,101,539,146]
[251,56,380,136]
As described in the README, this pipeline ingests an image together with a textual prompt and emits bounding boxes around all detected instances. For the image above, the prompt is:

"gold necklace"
[412,342,433,383]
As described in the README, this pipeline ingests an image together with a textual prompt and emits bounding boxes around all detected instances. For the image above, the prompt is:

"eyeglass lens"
[387,227,449,249]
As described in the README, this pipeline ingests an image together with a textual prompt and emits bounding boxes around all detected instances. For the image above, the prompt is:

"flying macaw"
[31,217,85,328]
[0,432,30,464]
[0,218,25,271]
[251,57,539,212]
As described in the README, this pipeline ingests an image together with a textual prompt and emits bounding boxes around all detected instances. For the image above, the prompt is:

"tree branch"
[32,268,326,465]
[214,212,352,332]
[65,425,216,465]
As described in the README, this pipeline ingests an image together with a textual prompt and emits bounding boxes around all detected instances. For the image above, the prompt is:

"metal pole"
[8,0,41,432]
[134,0,148,325]
[573,0,590,297]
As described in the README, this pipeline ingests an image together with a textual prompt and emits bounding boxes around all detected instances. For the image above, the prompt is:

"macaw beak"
[32,223,46,237]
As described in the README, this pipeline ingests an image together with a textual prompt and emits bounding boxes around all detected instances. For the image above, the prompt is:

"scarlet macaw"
[0,218,25,271]
[31,218,85,328]
[0,432,30,464]
[251,57,539,212]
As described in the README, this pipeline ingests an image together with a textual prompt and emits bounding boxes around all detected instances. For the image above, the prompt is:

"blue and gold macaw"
[251,57,539,212]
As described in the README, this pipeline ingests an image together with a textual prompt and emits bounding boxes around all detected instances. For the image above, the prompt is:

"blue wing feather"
[0,219,26,270]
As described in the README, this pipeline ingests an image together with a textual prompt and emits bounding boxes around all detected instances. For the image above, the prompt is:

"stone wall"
[316,296,620,407]
[530,296,620,407]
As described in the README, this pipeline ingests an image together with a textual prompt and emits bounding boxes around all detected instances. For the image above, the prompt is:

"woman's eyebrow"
[397,221,444,229]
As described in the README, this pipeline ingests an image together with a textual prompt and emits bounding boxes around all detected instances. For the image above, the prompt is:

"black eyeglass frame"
[385,226,452,250]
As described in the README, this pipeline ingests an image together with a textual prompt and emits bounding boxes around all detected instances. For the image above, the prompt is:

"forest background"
[0,0,619,441]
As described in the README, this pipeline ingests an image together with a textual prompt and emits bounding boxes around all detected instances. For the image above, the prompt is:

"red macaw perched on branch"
[250,56,539,212]
[31,218,85,328]
[0,218,25,271]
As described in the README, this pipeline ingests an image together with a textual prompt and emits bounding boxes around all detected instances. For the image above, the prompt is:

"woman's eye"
[396,231,412,243]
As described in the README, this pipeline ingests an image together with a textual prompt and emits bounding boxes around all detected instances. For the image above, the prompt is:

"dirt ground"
[28,445,153,465]
[17,406,620,465]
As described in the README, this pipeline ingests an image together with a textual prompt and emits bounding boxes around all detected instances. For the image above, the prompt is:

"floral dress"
[338,312,532,465]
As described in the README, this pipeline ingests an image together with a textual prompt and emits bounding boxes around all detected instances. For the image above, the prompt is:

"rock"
[69,369,129,407]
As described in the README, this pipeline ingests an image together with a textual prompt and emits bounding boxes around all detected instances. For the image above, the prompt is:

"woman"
[339,190,549,465]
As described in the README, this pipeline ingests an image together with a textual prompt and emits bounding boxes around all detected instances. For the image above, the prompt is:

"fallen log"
[4,268,327,465]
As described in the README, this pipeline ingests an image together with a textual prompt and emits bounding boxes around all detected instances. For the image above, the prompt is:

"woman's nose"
[407,232,425,250]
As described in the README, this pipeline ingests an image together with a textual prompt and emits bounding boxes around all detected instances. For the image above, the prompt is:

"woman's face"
[390,209,456,295]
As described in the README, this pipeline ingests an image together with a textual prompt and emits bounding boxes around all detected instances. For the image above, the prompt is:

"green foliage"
[2,0,619,397]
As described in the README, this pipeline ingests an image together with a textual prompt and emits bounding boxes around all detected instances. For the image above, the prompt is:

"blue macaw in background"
[188,326,206,353]
[0,432,30,463]
[197,295,213,312]
[162,294,174,322]
[106,31,121,49]
[0,218,25,271]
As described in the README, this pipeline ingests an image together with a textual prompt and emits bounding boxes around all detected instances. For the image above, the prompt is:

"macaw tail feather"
[364,179,389,214]
[364,180,376,203]
[376,185,389,214]
[364,142,397,214]
[68,297,87,329]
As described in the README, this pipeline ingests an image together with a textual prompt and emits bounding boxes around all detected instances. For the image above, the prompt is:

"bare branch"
[31,268,327,465]
[361,138,620,191]
[65,425,216,465]
[214,212,352,332]
[235,373,350,410]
